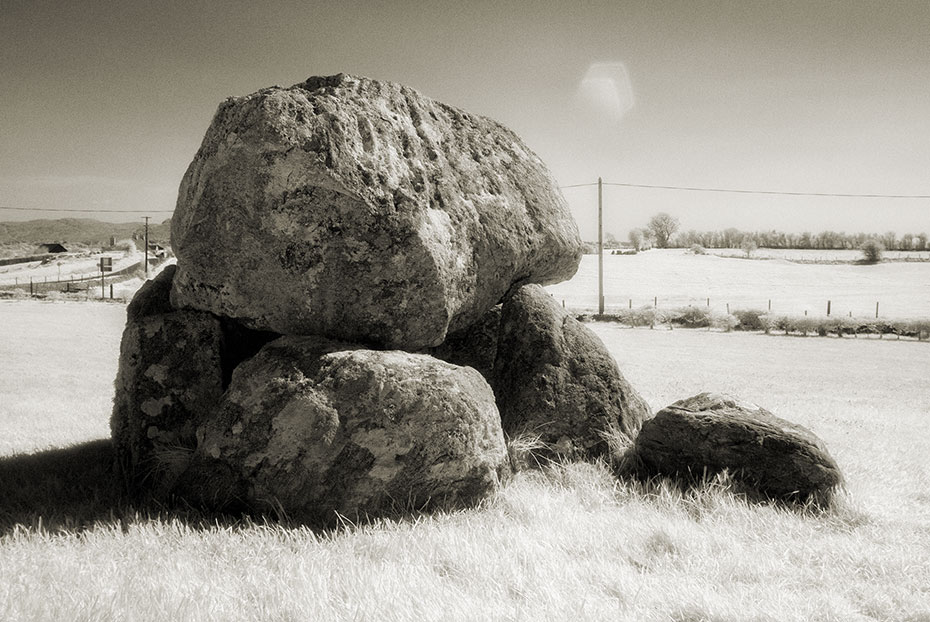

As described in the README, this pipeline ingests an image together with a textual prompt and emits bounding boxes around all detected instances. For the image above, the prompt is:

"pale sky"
[2,0,928,239]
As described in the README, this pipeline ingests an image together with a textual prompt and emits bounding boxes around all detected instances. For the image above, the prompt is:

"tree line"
[626,213,929,252]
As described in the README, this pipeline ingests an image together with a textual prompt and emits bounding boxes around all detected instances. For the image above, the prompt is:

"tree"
[917,233,928,251]
[722,227,741,249]
[740,236,758,258]
[880,231,897,251]
[860,239,884,263]
[647,213,680,248]
[629,228,653,251]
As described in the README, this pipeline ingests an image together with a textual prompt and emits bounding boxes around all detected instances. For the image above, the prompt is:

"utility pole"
[143,216,150,278]
[598,177,604,315]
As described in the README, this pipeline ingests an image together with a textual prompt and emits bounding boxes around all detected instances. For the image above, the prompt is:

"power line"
[5,177,930,214]
[558,182,599,189]
[560,181,930,199]
[0,206,174,214]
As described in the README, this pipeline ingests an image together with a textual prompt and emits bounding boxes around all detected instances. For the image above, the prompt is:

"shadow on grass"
[0,439,128,535]
[0,440,455,535]
[0,440,261,535]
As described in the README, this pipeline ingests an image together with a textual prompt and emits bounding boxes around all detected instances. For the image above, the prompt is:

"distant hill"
[0,218,171,246]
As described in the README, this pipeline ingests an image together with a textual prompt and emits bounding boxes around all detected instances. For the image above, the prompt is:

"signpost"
[100,256,113,298]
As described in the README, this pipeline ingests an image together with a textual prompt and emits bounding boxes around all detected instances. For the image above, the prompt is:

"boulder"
[111,265,276,494]
[177,336,508,523]
[170,73,582,349]
[493,284,651,460]
[630,392,843,505]
[111,266,226,492]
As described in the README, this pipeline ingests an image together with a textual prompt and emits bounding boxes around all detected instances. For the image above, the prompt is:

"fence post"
[768,299,771,312]
[707,297,710,307]
[654,296,657,308]
[110,284,114,300]
[875,301,879,318]
[726,303,730,314]
[827,300,831,316]
[628,299,632,309]
[30,277,33,296]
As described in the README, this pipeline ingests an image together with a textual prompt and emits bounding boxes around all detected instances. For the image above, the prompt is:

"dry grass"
[1,302,929,620]
[0,300,125,454]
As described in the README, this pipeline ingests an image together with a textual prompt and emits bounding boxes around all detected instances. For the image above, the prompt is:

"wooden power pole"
[143,216,150,278]
[598,177,604,315]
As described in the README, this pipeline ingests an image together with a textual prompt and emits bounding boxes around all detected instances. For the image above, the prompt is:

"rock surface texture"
[111,266,227,493]
[493,284,651,459]
[631,392,843,505]
[170,73,582,349]
[112,266,279,494]
[178,336,508,522]
[109,74,639,523]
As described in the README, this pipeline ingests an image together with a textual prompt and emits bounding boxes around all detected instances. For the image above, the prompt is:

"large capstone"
[629,392,844,506]
[493,284,651,460]
[176,336,508,523]
[170,73,582,349]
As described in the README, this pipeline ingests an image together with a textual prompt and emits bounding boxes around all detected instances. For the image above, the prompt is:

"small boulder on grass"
[627,392,843,507]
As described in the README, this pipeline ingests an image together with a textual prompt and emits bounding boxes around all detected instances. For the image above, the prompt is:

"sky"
[2,0,929,240]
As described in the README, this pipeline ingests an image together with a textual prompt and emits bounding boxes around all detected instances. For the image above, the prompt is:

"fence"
[557,294,922,322]
[0,258,166,300]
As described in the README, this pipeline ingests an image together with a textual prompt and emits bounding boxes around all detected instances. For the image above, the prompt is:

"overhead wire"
[2,179,929,216]
[0,206,174,214]
[560,181,930,199]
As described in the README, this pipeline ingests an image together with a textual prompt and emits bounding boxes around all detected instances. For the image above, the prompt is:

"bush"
[788,316,819,336]
[598,307,660,328]
[732,309,768,331]
[771,315,791,334]
[582,309,930,341]
[667,306,712,328]
[628,307,660,327]
[711,313,738,332]
[860,239,884,263]
[689,244,706,255]
[899,319,930,340]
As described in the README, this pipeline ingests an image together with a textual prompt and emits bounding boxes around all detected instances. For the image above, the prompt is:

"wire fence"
[554,294,925,322]
[0,258,170,300]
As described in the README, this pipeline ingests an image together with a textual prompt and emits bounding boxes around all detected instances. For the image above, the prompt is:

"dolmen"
[111,74,652,523]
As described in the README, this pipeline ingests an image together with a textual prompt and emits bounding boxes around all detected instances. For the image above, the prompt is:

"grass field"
[547,249,930,319]
[1,300,929,620]
[702,248,930,262]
